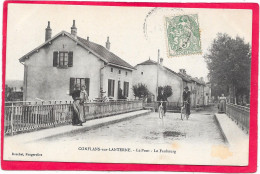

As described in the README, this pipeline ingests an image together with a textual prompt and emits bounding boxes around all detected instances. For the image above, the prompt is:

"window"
[119,70,121,74]
[69,77,90,95]
[125,71,128,76]
[141,72,143,75]
[53,51,73,68]
[123,81,129,97]
[108,79,115,97]
[111,68,113,72]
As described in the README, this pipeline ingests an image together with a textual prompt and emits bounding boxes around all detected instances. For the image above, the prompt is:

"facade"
[133,59,183,104]
[19,21,134,101]
[190,77,206,106]
[178,69,207,107]
[178,69,194,107]
[204,82,212,105]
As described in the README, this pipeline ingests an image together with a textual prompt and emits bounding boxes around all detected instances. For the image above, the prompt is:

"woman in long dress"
[71,84,84,126]
[218,94,226,113]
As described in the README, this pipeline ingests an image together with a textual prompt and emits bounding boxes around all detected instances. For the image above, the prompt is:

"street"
[42,106,225,145]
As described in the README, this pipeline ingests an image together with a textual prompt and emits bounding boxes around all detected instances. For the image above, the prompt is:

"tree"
[132,83,149,99]
[158,85,173,99]
[204,33,251,104]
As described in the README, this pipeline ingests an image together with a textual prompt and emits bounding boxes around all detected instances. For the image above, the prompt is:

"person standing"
[71,83,83,126]
[183,86,191,116]
[218,93,226,113]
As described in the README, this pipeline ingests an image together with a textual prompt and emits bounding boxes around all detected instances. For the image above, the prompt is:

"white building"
[19,21,135,101]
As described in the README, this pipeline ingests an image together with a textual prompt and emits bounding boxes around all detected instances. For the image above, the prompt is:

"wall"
[204,84,211,105]
[158,66,183,103]
[102,65,133,100]
[24,35,102,101]
[132,64,157,99]
[133,64,183,103]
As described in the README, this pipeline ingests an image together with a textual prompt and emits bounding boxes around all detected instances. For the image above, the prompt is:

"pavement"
[4,110,151,143]
[215,113,249,147]
[3,107,249,165]
[38,108,225,145]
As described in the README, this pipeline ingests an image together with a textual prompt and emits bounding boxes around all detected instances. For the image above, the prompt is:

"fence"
[226,103,250,133]
[143,102,181,112]
[4,100,143,135]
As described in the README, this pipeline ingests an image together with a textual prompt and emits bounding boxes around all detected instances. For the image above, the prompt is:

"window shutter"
[123,82,126,97]
[85,78,90,95]
[112,80,115,97]
[108,80,111,97]
[68,52,73,67]
[69,78,75,95]
[53,51,58,67]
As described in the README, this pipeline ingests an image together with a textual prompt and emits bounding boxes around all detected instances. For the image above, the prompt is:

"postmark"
[165,14,202,57]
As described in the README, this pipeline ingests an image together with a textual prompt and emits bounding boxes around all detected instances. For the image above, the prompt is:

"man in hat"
[183,86,191,116]
[157,89,167,116]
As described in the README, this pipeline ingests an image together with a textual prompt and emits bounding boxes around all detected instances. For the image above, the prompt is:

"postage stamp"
[165,14,202,57]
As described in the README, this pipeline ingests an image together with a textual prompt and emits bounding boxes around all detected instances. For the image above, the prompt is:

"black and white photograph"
[3,3,253,166]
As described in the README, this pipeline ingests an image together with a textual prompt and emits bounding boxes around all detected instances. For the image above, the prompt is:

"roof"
[190,77,205,85]
[77,36,134,70]
[136,59,206,85]
[177,73,192,82]
[136,59,181,78]
[136,59,157,66]
[19,31,134,70]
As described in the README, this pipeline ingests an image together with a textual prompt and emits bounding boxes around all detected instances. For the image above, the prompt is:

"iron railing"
[226,103,250,133]
[4,100,143,135]
[143,102,182,112]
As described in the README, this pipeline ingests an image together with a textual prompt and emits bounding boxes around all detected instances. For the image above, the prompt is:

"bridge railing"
[4,100,143,136]
[226,103,250,133]
[143,102,181,112]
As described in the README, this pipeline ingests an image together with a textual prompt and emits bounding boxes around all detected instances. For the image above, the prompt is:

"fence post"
[10,103,14,136]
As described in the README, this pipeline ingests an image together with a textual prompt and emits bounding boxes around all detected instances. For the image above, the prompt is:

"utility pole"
[156,49,160,101]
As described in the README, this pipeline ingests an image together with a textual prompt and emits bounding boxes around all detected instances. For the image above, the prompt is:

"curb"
[34,110,151,142]
[213,114,229,144]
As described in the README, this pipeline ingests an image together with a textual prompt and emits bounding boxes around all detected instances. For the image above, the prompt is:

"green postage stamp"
[165,14,202,57]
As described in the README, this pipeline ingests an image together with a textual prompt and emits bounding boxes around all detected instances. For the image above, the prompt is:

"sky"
[6,4,252,81]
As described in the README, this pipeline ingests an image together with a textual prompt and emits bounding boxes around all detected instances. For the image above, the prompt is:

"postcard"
[1,1,258,172]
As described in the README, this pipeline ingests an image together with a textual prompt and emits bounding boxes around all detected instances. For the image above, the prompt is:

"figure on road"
[157,89,167,115]
[218,93,226,113]
[182,86,191,116]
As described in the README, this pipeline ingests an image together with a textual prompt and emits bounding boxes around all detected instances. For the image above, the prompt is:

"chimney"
[160,58,163,66]
[45,21,52,41]
[179,69,186,74]
[71,20,77,38]
[106,37,110,50]
[87,36,89,42]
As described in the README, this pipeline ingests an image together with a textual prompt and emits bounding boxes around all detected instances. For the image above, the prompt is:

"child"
[80,85,89,104]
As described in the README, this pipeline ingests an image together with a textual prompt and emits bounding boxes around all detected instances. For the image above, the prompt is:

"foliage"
[158,85,173,99]
[132,83,149,99]
[204,33,251,102]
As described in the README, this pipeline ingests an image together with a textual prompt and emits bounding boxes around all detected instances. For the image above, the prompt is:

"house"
[19,20,135,101]
[178,69,207,107]
[190,77,206,107]
[178,69,195,107]
[132,58,183,104]
[204,82,212,105]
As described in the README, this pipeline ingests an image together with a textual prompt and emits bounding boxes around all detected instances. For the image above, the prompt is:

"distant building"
[133,59,183,104]
[19,21,135,101]
[204,82,212,105]
[178,69,207,107]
